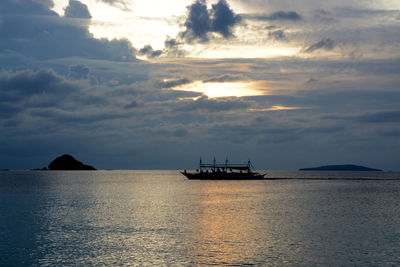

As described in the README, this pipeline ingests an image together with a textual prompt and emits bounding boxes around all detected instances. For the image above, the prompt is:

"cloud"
[320,109,400,129]
[30,108,129,124]
[313,9,337,23]
[0,69,95,121]
[158,78,192,89]
[1,0,400,171]
[0,0,136,61]
[209,122,301,144]
[0,0,56,15]
[124,101,139,109]
[268,11,302,21]
[243,11,301,21]
[0,103,23,117]
[181,0,211,42]
[69,65,90,80]
[138,45,163,58]
[0,67,148,129]
[97,0,123,4]
[174,96,251,112]
[333,7,400,19]
[163,37,186,57]
[304,38,335,53]
[203,74,246,83]
[269,29,285,40]
[306,78,318,83]
[0,69,82,116]
[378,128,400,137]
[64,0,92,19]
[210,0,242,38]
[96,0,129,10]
[356,110,400,123]
[0,69,69,97]
[301,126,344,134]
[164,38,180,49]
[181,0,241,42]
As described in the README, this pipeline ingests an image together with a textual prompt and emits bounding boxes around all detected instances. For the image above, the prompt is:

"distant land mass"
[299,164,382,171]
[48,154,96,170]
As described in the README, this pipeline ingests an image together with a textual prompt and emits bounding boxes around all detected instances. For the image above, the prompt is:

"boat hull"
[181,172,265,180]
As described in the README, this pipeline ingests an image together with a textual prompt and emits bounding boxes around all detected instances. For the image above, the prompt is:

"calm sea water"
[1,170,400,266]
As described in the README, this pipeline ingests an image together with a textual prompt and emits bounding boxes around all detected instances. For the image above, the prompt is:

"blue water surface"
[1,170,400,265]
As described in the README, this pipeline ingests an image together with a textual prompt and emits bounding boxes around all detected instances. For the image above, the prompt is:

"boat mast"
[213,156,216,172]
[225,156,228,172]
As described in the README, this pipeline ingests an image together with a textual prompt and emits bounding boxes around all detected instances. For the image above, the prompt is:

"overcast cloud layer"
[1,0,399,170]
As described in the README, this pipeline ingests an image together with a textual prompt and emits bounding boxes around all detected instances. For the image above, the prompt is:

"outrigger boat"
[181,158,265,180]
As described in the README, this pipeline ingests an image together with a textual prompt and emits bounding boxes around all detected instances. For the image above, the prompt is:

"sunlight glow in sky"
[172,81,265,98]
[52,0,183,49]
[2,0,400,170]
[248,106,303,112]
[51,0,304,57]
[186,44,300,59]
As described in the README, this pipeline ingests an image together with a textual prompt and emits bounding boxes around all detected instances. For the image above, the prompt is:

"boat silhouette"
[181,158,265,180]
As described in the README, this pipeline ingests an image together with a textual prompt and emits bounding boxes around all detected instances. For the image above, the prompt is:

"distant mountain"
[299,164,382,171]
[48,154,96,170]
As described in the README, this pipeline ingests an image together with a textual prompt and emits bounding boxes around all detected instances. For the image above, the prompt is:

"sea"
[1,170,400,266]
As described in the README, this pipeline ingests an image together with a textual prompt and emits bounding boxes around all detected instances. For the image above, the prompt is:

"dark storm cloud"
[268,11,302,21]
[0,68,149,129]
[164,38,180,49]
[209,123,301,144]
[175,96,251,112]
[181,0,241,42]
[243,11,301,21]
[356,110,400,123]
[69,65,90,80]
[158,78,192,89]
[97,0,124,4]
[0,0,136,61]
[139,45,152,55]
[321,109,400,126]
[269,29,285,40]
[203,74,246,83]
[313,9,337,23]
[181,0,211,42]
[0,69,71,97]
[0,0,399,173]
[0,103,22,117]
[378,128,400,137]
[30,109,129,124]
[333,7,400,19]
[304,38,335,53]
[138,45,163,58]
[210,0,242,38]
[306,78,318,83]
[96,0,129,10]
[124,101,139,109]
[64,0,92,19]
[0,0,55,15]
[0,69,86,122]
[265,25,278,30]
[0,69,91,116]
[163,37,186,57]
[301,126,344,134]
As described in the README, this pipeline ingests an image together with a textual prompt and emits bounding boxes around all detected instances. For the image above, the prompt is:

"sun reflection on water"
[186,182,262,264]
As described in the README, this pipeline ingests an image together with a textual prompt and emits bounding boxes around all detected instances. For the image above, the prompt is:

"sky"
[1,0,399,170]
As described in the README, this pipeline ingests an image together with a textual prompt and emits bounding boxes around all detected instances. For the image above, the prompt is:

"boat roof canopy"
[200,163,250,171]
